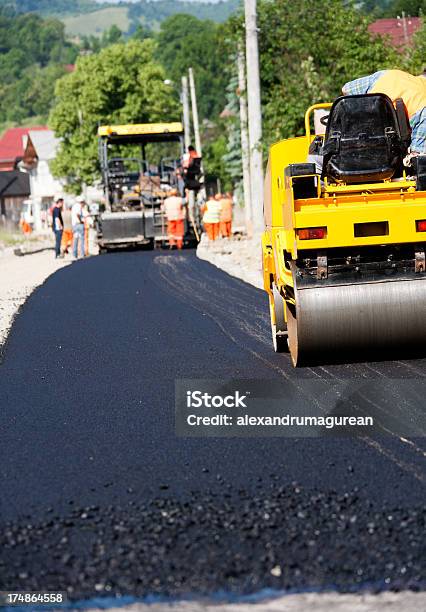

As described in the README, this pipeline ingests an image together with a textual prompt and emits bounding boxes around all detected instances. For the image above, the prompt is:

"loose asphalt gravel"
[0,251,425,606]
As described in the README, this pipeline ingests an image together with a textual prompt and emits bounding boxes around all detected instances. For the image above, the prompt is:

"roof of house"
[0,170,30,197]
[368,17,421,49]
[0,126,48,163]
[27,130,59,161]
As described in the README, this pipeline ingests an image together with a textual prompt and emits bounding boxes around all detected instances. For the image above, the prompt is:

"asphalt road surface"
[0,251,425,605]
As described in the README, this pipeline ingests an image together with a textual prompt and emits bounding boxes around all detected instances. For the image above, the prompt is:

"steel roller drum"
[286,277,426,366]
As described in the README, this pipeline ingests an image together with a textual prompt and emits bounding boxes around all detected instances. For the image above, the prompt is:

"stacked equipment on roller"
[262,94,426,366]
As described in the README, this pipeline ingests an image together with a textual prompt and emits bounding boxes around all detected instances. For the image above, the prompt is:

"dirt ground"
[196,233,263,289]
[88,591,426,612]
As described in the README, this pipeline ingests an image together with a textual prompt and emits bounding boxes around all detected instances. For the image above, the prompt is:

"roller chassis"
[262,101,426,366]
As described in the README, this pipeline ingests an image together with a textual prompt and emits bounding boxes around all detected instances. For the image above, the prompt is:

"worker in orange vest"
[219,192,233,238]
[61,202,73,255]
[202,194,222,241]
[163,188,186,249]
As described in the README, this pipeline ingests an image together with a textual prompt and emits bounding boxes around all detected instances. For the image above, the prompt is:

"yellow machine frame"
[262,103,426,298]
[98,122,184,138]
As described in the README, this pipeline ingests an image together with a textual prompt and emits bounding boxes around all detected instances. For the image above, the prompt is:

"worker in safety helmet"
[342,69,426,157]
[163,188,186,249]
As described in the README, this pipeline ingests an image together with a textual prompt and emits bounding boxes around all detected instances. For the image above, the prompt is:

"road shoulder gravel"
[87,591,426,612]
[196,234,263,289]
[0,248,70,351]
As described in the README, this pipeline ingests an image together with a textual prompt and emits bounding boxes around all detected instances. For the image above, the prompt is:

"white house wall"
[29,160,63,200]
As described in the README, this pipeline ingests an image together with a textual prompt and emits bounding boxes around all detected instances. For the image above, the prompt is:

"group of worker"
[51,195,91,259]
[201,193,233,241]
[162,189,233,249]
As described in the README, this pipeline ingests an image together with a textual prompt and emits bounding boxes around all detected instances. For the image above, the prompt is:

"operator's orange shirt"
[370,70,426,119]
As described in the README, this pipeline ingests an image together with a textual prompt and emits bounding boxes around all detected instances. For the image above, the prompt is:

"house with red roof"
[21,129,63,203]
[0,126,49,171]
[0,126,65,229]
[0,170,30,229]
[368,17,421,50]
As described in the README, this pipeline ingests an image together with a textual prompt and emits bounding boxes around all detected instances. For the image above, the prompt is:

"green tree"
[0,1,97,16]
[127,0,240,30]
[250,0,398,146]
[385,0,426,16]
[24,64,67,118]
[0,9,78,123]
[359,0,392,16]
[155,14,228,120]
[0,10,77,66]
[49,39,180,191]
[131,23,152,42]
[203,132,233,192]
[220,68,242,192]
[403,18,426,72]
[101,24,122,46]
[80,26,124,55]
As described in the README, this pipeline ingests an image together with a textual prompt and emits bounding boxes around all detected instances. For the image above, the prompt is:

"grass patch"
[0,231,25,247]
[0,231,51,249]
[63,7,130,37]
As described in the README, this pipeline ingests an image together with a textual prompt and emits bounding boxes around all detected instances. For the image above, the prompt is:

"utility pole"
[181,75,191,151]
[244,0,263,233]
[401,11,409,48]
[188,67,206,203]
[188,67,202,155]
[237,45,253,236]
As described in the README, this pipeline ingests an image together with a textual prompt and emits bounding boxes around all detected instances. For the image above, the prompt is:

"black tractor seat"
[322,93,411,184]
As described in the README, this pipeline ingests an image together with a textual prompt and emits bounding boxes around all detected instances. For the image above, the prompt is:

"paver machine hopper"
[98,122,202,250]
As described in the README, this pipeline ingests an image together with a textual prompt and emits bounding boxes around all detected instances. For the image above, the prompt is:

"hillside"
[0,1,99,16]
[128,1,241,28]
[63,6,130,37]
[0,1,241,37]
[61,1,241,37]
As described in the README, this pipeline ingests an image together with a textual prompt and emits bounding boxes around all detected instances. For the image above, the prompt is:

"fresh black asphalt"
[0,251,425,602]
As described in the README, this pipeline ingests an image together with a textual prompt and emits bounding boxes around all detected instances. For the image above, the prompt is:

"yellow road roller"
[262,94,426,366]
